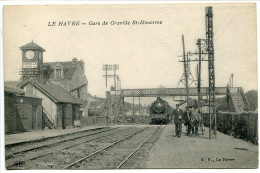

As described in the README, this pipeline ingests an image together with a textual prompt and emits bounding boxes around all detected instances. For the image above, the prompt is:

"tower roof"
[20,41,45,52]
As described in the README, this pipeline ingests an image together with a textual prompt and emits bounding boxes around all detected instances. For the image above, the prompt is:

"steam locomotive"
[150,97,173,124]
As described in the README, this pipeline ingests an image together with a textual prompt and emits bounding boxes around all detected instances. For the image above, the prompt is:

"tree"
[216,96,232,112]
[245,90,258,111]
[41,64,52,79]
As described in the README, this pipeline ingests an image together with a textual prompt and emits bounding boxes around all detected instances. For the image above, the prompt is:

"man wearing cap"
[187,107,195,136]
[193,107,203,137]
[173,106,183,137]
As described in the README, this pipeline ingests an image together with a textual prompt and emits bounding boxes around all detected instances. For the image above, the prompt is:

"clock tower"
[20,41,45,79]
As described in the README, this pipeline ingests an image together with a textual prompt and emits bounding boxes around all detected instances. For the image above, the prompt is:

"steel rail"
[6,127,121,168]
[5,127,108,149]
[10,127,118,155]
[116,125,162,169]
[63,127,149,169]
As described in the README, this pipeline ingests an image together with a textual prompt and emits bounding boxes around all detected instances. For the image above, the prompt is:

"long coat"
[183,110,191,126]
[173,109,183,124]
[189,109,201,127]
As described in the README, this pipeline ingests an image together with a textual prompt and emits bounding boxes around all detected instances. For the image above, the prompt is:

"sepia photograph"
[2,3,258,169]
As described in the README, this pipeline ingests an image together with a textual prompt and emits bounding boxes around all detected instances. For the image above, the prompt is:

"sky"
[3,3,257,102]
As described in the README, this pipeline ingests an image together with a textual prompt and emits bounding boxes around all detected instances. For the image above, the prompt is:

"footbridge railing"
[114,87,241,97]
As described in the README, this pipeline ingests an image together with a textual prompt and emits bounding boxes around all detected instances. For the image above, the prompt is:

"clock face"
[26,50,35,60]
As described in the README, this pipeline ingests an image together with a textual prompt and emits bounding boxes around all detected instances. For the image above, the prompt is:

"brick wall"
[5,93,25,134]
[16,96,43,131]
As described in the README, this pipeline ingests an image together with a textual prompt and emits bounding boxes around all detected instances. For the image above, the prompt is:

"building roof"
[20,41,45,52]
[43,61,77,79]
[19,79,83,105]
[43,60,87,92]
[4,85,24,95]
[36,82,83,104]
[5,81,42,99]
[24,92,42,99]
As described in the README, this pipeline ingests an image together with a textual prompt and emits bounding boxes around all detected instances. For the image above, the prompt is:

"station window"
[55,68,62,79]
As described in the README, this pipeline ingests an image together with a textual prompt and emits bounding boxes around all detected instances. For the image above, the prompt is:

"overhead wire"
[215,7,243,47]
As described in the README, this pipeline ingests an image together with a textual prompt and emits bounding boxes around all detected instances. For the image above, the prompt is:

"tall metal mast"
[182,35,190,107]
[197,39,202,114]
[206,6,217,139]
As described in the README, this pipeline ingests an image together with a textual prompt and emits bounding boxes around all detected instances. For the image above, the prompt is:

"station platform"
[145,124,258,168]
[5,126,108,147]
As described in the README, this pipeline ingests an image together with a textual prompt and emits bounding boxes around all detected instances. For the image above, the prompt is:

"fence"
[203,112,258,144]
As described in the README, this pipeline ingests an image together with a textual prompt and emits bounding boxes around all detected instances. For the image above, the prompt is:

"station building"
[18,79,83,129]
[4,41,88,133]
[19,41,89,117]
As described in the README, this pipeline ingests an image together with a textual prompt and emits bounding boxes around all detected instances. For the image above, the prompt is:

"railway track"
[6,127,116,157]
[6,126,121,169]
[7,126,150,169]
[63,125,163,169]
[63,126,149,169]
[116,125,162,169]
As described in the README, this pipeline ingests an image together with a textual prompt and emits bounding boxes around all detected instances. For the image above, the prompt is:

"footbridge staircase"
[227,85,250,112]
[100,91,125,124]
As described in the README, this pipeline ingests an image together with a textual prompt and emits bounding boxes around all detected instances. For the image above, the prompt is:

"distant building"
[5,84,43,134]
[88,94,106,116]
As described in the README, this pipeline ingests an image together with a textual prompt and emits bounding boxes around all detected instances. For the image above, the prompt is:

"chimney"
[72,57,77,65]
[79,60,85,72]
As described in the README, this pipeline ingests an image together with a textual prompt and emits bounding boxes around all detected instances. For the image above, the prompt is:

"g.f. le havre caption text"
[48,20,163,26]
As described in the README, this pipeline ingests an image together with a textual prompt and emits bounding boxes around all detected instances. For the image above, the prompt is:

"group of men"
[173,105,203,138]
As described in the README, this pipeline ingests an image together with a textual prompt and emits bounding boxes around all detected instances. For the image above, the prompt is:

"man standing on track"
[173,105,183,137]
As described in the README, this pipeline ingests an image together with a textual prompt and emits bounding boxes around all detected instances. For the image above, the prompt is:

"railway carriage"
[150,97,173,124]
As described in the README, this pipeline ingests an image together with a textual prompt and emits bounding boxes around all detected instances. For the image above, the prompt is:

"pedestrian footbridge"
[101,86,250,119]
[114,87,238,97]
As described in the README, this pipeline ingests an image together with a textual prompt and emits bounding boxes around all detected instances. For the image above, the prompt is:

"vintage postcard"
[3,3,258,169]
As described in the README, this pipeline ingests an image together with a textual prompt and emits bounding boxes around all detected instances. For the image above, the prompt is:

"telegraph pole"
[179,7,217,139]
[139,97,141,116]
[182,35,190,107]
[206,6,217,139]
[117,76,121,90]
[132,97,135,120]
[197,39,202,114]
[119,79,121,90]
[103,64,119,90]
[177,35,197,103]
[114,67,117,90]
[102,64,109,87]
[229,73,233,87]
